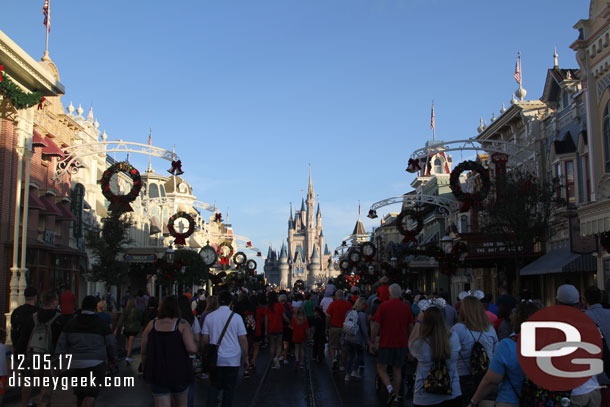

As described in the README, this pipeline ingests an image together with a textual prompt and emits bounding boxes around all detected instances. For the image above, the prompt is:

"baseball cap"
[24,287,38,298]
[556,284,580,305]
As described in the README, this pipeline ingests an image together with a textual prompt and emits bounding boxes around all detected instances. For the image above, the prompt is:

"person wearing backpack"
[343,297,369,382]
[451,295,498,406]
[326,289,352,370]
[22,290,66,407]
[10,287,39,356]
[584,285,610,407]
[408,298,462,407]
[469,301,541,407]
[55,295,118,407]
[114,296,143,365]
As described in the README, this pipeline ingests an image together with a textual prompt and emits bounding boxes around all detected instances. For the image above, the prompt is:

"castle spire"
[308,163,314,198]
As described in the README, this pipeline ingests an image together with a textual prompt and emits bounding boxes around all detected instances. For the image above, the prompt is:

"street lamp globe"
[390,257,397,268]
[441,235,453,254]
[167,246,175,263]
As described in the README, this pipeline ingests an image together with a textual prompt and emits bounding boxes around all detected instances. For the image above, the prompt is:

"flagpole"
[432,100,436,143]
[43,0,50,61]
[147,128,152,172]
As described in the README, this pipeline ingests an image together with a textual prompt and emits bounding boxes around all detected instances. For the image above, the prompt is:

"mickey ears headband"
[418,297,447,312]
[458,290,485,301]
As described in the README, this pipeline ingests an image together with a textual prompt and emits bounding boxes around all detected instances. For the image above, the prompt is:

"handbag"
[205,312,235,371]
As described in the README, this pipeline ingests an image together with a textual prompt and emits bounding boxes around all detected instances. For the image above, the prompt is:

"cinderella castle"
[264,170,335,288]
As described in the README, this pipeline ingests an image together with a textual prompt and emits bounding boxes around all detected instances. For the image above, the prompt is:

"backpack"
[469,330,490,377]
[10,305,37,348]
[423,359,452,395]
[343,310,359,336]
[27,313,59,354]
[507,336,570,406]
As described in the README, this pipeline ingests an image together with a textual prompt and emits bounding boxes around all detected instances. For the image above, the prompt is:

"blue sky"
[1,1,589,265]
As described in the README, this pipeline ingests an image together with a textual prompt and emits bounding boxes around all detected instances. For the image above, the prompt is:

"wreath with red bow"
[396,208,424,243]
[100,162,142,213]
[601,231,610,253]
[449,160,491,212]
[167,211,195,246]
[217,242,234,266]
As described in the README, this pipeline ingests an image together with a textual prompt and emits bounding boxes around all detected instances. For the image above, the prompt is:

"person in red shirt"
[265,292,286,369]
[290,307,309,369]
[370,283,415,405]
[60,286,76,315]
[325,290,352,370]
[376,276,390,302]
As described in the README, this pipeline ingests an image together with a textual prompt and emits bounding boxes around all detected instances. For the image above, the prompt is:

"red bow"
[173,234,187,246]
[215,213,222,222]
[460,193,473,212]
[247,241,252,247]
[38,97,46,110]
[220,256,230,265]
[167,160,184,175]
[108,195,134,213]
[406,158,422,173]
[0,65,3,81]
[401,231,416,244]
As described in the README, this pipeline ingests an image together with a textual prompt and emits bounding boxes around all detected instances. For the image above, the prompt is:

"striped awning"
[578,199,610,236]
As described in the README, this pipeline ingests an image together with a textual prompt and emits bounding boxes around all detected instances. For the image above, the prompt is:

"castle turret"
[308,245,320,286]
[279,243,289,288]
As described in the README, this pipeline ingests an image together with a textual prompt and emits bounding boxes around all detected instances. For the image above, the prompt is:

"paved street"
[5,344,416,407]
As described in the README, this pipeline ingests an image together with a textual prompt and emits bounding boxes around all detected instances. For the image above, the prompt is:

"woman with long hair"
[141,295,197,407]
[290,307,309,369]
[265,292,286,369]
[469,301,542,407]
[409,303,462,407]
[115,297,143,365]
[451,296,498,406]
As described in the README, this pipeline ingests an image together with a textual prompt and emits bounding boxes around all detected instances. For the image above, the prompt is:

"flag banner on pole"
[42,0,50,32]
[514,53,521,84]
[148,133,152,145]
[430,102,436,130]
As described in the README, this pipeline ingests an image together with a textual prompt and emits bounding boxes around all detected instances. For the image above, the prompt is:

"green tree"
[483,169,564,295]
[85,212,133,286]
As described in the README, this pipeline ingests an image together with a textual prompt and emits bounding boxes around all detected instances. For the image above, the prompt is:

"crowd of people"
[3,279,610,407]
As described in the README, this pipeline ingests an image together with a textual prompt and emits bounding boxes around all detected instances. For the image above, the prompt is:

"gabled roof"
[554,131,577,154]
[541,68,579,103]
[353,219,366,235]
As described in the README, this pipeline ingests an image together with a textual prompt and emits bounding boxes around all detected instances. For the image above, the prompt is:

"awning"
[40,195,63,217]
[32,130,48,148]
[27,189,46,210]
[520,247,596,276]
[56,201,77,221]
[41,136,64,158]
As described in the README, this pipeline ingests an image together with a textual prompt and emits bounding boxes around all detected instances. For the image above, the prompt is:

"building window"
[460,215,469,233]
[149,183,159,198]
[603,101,610,173]
[160,185,166,197]
[565,160,575,204]
[562,91,569,110]
[434,158,443,174]
[554,163,562,198]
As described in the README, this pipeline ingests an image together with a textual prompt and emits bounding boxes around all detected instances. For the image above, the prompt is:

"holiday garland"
[396,208,424,243]
[100,162,142,214]
[449,160,491,212]
[167,211,195,246]
[0,68,45,110]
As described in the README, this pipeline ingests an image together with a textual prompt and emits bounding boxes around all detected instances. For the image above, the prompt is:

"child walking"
[290,307,309,369]
[311,307,326,363]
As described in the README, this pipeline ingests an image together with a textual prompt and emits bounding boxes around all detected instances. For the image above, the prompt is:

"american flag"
[430,102,435,130]
[42,0,50,32]
[514,53,521,84]
[148,131,152,146]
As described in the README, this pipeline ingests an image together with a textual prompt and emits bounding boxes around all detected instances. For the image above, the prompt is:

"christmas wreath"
[0,67,45,110]
[217,242,234,266]
[449,160,491,212]
[601,231,610,253]
[100,162,142,213]
[167,211,195,246]
[345,274,361,287]
[396,208,424,243]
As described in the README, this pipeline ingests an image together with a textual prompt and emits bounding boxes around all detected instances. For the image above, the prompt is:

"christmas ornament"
[167,160,184,175]
[406,158,422,173]
[450,160,491,212]
[396,208,424,243]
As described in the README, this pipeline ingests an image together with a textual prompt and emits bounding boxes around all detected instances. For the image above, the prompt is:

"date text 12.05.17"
[10,354,72,371]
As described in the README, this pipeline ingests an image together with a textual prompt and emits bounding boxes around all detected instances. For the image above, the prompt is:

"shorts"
[151,382,190,396]
[69,362,106,399]
[328,327,343,348]
[0,376,6,396]
[376,347,408,367]
[269,332,283,337]
[124,331,139,338]
[283,326,292,342]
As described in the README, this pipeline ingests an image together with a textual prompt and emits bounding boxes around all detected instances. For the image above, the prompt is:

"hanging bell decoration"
[168,160,184,175]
